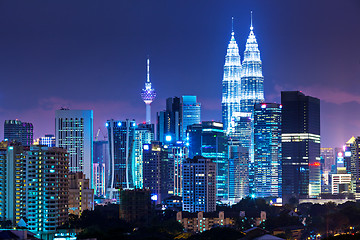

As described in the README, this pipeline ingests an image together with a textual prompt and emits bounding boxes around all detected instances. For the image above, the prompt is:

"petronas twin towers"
[222,14,264,134]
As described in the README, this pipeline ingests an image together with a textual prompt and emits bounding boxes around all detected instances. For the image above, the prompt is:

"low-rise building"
[68,172,94,215]
[176,211,234,232]
[119,188,152,224]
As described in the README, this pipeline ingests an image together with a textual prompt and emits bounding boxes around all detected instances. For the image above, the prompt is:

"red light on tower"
[309,162,320,167]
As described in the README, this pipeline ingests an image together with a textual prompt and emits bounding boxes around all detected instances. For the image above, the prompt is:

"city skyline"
[0,0,359,147]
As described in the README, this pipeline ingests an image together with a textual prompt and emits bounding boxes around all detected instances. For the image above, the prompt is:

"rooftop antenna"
[231,16,234,32]
[250,11,253,31]
[146,56,150,83]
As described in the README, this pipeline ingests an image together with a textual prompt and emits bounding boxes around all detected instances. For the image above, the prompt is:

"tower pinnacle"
[141,57,156,124]
[250,11,253,31]
[231,17,235,36]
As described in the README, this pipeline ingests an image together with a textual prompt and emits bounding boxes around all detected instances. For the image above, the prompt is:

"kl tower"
[141,57,156,124]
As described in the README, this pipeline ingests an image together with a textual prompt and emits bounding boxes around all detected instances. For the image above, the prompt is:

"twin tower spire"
[222,12,264,133]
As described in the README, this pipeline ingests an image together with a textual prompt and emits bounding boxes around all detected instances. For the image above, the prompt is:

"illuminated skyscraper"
[281,91,321,203]
[141,58,156,124]
[240,13,264,114]
[106,119,136,200]
[187,121,227,200]
[157,97,181,143]
[253,103,282,198]
[181,95,201,140]
[143,141,173,204]
[134,123,154,188]
[221,18,241,134]
[55,109,93,187]
[93,140,109,197]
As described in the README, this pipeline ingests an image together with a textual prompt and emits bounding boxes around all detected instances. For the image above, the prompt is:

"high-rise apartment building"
[157,97,181,143]
[221,20,241,134]
[182,157,216,212]
[0,142,26,224]
[55,109,93,187]
[93,140,108,197]
[187,121,227,200]
[134,123,154,189]
[4,120,33,146]
[142,141,173,204]
[181,96,201,140]
[26,145,69,234]
[281,91,321,202]
[106,119,136,200]
[253,103,282,198]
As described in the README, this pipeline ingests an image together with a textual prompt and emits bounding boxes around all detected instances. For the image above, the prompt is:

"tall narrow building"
[239,12,265,195]
[281,91,321,203]
[55,109,93,187]
[106,119,136,200]
[181,95,201,140]
[253,103,282,198]
[221,18,241,134]
[240,13,264,114]
[157,97,181,143]
[141,58,156,124]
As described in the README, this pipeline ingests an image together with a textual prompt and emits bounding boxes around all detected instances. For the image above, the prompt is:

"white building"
[55,109,93,187]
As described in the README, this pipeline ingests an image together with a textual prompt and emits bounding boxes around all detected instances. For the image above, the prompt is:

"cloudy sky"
[0,0,359,147]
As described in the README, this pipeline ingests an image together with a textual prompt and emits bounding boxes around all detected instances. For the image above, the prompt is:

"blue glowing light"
[143,145,149,151]
[165,135,172,142]
[251,194,256,199]
[151,194,158,201]
[105,122,109,127]
[117,122,122,127]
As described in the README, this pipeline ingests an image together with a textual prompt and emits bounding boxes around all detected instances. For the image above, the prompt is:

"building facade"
[253,103,282,198]
[181,95,201,140]
[182,157,216,213]
[281,91,321,203]
[0,142,26,224]
[142,141,173,204]
[26,146,69,234]
[228,145,249,203]
[239,17,264,114]
[221,23,241,134]
[106,119,136,200]
[157,97,181,143]
[4,120,33,146]
[134,123,154,189]
[55,109,93,187]
[345,136,360,199]
[68,172,94,215]
[187,121,227,200]
[93,140,109,197]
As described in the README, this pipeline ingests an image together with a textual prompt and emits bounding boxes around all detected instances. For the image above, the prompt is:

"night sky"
[0,0,359,147]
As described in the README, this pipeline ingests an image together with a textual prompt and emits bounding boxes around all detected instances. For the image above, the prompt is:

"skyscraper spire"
[250,11,253,31]
[141,57,156,124]
[231,16,234,33]
[240,11,264,114]
[222,17,241,133]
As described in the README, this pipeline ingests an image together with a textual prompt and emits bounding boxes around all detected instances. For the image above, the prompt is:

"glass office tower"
[281,91,320,203]
[253,103,282,198]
